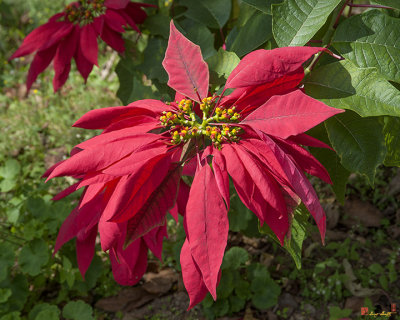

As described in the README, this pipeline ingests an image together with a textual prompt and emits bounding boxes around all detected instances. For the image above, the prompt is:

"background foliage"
[1,0,399,319]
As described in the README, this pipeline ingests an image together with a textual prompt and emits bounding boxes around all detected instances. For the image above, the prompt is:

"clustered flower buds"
[160,97,242,148]
[65,0,106,25]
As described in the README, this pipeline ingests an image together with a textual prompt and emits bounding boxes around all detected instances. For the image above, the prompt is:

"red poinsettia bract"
[45,21,344,308]
[10,0,154,92]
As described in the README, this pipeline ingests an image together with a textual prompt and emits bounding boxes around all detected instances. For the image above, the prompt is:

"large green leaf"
[242,0,283,15]
[18,239,49,276]
[272,0,341,47]
[305,60,400,117]
[181,0,232,29]
[325,111,386,184]
[137,37,168,83]
[226,10,272,57]
[383,116,400,167]
[333,10,400,83]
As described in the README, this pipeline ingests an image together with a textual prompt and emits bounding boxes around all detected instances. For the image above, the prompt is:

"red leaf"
[124,164,182,246]
[185,163,228,299]
[242,90,344,139]
[272,136,332,184]
[80,24,99,66]
[53,26,79,91]
[106,152,177,224]
[288,133,333,150]
[221,145,267,222]
[104,10,126,33]
[26,45,57,91]
[74,42,94,82]
[52,182,80,201]
[180,239,208,310]
[10,19,64,59]
[258,132,326,242]
[226,47,330,89]
[46,133,161,180]
[101,24,125,52]
[211,149,230,210]
[162,21,209,102]
[105,0,130,9]
[233,144,289,240]
[143,225,168,261]
[76,226,97,278]
[110,238,148,286]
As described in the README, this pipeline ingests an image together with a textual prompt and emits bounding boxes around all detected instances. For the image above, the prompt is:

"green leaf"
[60,257,75,288]
[137,37,168,83]
[234,279,251,300]
[333,10,400,83]
[178,21,216,60]
[328,306,352,320]
[29,304,60,320]
[229,295,246,313]
[227,10,272,57]
[0,242,15,282]
[0,312,21,320]
[222,247,249,270]
[142,13,170,39]
[259,204,309,269]
[62,301,94,320]
[371,0,400,10]
[308,125,350,203]
[0,274,29,313]
[242,0,283,15]
[325,111,386,184]
[272,0,341,47]
[181,0,232,29]
[305,60,400,117]
[248,264,280,310]
[0,159,20,180]
[369,263,384,274]
[116,58,157,105]
[0,288,11,303]
[217,269,234,299]
[383,116,400,166]
[207,48,240,82]
[18,239,49,276]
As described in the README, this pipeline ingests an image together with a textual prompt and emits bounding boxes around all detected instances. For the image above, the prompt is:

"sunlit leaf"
[333,10,400,83]
[272,0,341,47]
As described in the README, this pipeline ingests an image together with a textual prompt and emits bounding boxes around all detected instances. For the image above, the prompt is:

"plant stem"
[347,3,395,10]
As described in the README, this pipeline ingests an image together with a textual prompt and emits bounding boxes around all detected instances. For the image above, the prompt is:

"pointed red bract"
[180,240,209,309]
[185,163,228,299]
[226,47,331,89]
[162,21,209,102]
[242,90,344,139]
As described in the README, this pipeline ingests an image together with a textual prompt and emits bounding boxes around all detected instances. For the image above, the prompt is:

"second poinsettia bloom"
[10,0,154,92]
[45,21,344,309]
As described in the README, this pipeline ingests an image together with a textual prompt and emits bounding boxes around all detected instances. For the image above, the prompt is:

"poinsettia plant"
[45,20,345,308]
[10,0,154,92]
